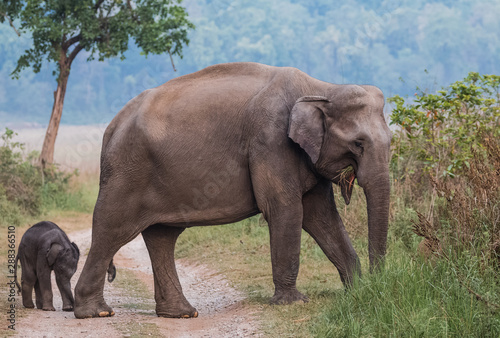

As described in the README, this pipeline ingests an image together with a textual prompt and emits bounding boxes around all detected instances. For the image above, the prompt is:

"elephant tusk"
[348,173,356,189]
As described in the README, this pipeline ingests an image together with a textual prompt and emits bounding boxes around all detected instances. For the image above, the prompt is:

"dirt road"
[15,228,261,337]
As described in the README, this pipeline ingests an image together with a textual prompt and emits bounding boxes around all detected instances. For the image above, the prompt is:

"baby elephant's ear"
[288,96,330,164]
[46,243,64,267]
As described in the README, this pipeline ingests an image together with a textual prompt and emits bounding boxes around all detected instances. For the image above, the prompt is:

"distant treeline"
[1,0,499,125]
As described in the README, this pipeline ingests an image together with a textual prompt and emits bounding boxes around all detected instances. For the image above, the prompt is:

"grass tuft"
[310,246,500,337]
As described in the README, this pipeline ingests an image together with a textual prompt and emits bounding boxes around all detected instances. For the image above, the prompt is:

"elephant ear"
[46,243,64,267]
[288,96,330,163]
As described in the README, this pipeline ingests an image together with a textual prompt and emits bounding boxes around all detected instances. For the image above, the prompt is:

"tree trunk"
[39,59,70,168]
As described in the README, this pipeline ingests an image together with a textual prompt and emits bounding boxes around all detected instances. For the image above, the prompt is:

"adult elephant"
[74,62,391,319]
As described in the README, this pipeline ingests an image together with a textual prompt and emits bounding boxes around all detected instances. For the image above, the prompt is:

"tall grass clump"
[0,127,91,226]
[311,247,500,337]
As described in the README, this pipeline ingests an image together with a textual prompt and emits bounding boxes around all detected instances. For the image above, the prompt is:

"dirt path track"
[15,228,261,337]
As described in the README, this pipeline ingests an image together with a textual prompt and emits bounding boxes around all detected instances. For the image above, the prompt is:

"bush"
[389,72,499,178]
[0,127,85,225]
[413,132,500,271]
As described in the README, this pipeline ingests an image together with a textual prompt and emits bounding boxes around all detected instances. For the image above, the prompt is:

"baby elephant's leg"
[36,253,55,311]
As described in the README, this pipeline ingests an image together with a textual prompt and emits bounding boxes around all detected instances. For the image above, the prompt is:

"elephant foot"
[42,306,56,311]
[23,303,35,309]
[270,288,309,305]
[62,305,74,312]
[156,302,198,318]
[74,301,115,319]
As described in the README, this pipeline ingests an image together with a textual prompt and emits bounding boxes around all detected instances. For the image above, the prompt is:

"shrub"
[0,127,81,225]
[413,132,500,271]
[389,72,499,179]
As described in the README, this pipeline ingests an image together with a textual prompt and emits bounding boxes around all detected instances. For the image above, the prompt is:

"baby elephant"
[15,221,80,311]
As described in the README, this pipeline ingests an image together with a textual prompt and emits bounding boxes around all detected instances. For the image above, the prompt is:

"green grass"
[310,243,500,337]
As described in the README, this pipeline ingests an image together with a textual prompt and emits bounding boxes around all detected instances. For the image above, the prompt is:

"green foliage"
[2,0,194,78]
[389,72,500,178]
[0,128,89,225]
[0,128,41,220]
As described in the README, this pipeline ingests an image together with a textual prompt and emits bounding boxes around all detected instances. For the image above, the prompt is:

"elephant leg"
[266,205,308,305]
[302,181,361,286]
[249,154,307,304]
[36,254,55,311]
[34,280,43,309]
[55,274,75,311]
[142,224,197,318]
[74,209,142,319]
[20,262,36,309]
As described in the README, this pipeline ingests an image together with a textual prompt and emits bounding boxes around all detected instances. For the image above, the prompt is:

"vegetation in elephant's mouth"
[336,166,356,185]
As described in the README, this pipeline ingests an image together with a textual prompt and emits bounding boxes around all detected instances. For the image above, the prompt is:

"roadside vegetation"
[1,73,498,336]
[0,127,94,227]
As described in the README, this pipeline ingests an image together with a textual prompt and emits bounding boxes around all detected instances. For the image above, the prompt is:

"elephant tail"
[107,258,116,283]
[14,254,21,295]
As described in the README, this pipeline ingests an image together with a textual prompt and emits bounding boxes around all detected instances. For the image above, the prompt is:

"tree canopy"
[1,0,194,164]
[2,0,193,77]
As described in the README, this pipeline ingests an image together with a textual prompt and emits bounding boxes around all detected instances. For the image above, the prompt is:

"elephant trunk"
[362,171,390,272]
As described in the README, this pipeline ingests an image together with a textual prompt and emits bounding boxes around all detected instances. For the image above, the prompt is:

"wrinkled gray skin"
[75,62,391,319]
[15,221,80,311]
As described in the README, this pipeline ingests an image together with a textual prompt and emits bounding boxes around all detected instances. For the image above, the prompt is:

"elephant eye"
[354,141,363,148]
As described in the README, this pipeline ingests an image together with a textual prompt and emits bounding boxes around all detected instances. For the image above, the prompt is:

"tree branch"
[63,34,82,50]
[168,50,177,72]
[105,2,116,19]
[1,12,20,37]
[67,44,84,65]
[94,0,106,11]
